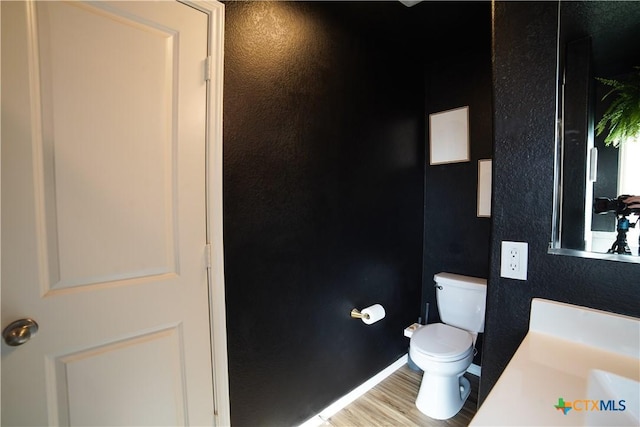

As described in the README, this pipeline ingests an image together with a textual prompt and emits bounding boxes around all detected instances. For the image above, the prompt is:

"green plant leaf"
[595,67,640,147]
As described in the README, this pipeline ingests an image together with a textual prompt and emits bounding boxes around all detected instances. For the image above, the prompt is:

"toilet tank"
[435,272,487,333]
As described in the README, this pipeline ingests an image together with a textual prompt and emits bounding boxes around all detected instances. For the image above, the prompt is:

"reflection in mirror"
[551,1,640,263]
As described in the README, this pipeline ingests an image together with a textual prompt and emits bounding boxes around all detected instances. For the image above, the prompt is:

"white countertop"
[470,299,640,426]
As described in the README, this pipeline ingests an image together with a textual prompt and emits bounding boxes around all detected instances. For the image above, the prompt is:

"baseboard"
[298,354,408,427]
[467,363,481,377]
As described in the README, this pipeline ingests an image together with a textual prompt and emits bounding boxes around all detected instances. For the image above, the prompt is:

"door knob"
[3,318,39,346]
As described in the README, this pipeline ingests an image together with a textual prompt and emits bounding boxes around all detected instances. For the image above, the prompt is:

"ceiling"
[322,1,492,57]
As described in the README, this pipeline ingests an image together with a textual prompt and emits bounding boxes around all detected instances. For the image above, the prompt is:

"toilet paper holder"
[350,308,370,320]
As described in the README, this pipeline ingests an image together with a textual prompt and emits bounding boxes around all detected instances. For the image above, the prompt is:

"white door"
[1,1,228,425]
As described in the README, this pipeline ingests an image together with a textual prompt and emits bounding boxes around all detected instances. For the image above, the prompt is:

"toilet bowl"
[408,272,487,420]
[409,323,474,419]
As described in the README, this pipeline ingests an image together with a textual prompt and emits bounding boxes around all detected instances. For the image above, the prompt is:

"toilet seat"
[411,323,473,361]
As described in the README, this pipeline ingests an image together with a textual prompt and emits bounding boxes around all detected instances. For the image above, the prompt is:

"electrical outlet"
[501,241,528,280]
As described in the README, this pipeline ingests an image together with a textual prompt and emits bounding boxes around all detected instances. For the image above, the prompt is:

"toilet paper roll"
[361,304,385,325]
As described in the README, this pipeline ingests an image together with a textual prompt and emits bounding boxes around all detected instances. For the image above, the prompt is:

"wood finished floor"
[323,365,479,427]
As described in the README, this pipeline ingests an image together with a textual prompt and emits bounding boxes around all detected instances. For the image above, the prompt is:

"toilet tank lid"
[434,272,487,288]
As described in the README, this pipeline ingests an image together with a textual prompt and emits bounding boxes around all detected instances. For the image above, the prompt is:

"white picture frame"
[477,159,492,217]
[429,106,470,165]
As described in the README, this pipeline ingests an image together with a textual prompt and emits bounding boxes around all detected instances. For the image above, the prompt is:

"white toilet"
[409,272,487,420]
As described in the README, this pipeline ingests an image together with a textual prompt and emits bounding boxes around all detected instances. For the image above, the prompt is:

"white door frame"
[184,1,230,425]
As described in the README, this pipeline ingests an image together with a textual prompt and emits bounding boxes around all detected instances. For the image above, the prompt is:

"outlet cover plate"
[501,241,528,280]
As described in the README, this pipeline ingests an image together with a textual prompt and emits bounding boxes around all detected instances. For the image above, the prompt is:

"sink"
[585,370,639,426]
[470,299,640,426]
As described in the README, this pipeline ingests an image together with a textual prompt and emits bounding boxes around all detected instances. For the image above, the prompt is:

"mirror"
[550,1,640,263]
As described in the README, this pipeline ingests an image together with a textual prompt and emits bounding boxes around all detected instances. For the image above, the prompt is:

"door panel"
[53,326,186,426]
[1,2,217,425]
[36,1,179,292]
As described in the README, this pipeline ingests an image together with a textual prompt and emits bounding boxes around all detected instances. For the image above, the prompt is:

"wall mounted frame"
[477,159,492,217]
[429,106,470,165]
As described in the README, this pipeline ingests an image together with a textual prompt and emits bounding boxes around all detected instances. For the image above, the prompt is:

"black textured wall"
[422,45,493,367]
[223,2,425,425]
[481,1,640,403]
